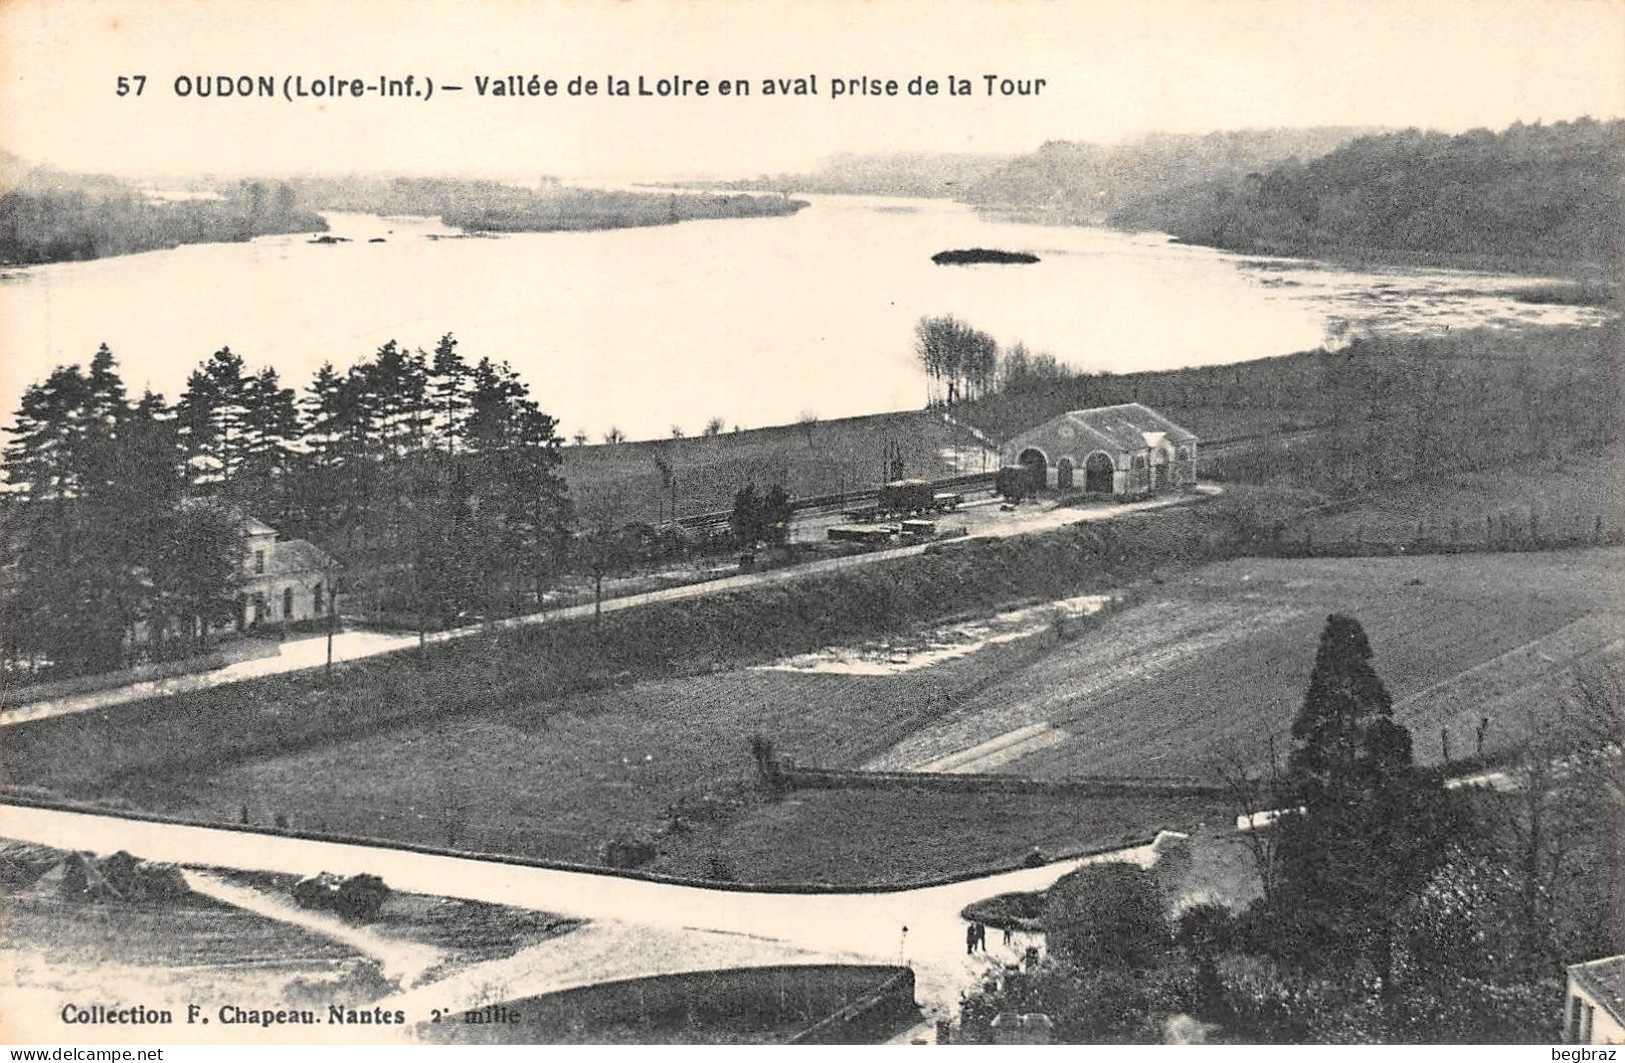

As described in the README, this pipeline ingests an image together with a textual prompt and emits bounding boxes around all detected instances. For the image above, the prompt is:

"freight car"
[827,525,898,544]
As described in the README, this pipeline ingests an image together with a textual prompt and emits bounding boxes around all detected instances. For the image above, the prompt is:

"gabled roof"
[1570,956,1625,1025]
[262,538,337,577]
[1064,404,1198,451]
[238,516,277,537]
[1004,403,1199,456]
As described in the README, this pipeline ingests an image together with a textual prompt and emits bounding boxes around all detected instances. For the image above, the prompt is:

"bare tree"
[1209,736,1288,902]
[1481,665,1623,959]
[577,487,631,632]
[703,416,725,437]
[1568,660,1625,800]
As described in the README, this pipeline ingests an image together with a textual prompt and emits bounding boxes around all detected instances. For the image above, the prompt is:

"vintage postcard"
[0,0,1621,1050]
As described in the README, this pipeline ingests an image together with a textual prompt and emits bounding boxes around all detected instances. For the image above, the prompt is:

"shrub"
[1044,863,1169,969]
[1213,954,1313,1043]
[599,832,657,869]
[292,871,390,921]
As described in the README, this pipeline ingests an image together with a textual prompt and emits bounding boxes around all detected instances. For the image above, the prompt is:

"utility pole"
[325,586,338,676]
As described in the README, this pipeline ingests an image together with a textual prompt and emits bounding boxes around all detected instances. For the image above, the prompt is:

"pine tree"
[367,340,430,458]
[1287,612,1397,806]
[427,333,470,453]
[295,361,346,535]
[4,364,93,503]
[176,346,251,491]
[237,365,299,520]
[1272,613,1464,1028]
[4,349,227,673]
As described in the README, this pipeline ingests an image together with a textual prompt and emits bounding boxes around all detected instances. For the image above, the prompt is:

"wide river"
[0,194,1607,441]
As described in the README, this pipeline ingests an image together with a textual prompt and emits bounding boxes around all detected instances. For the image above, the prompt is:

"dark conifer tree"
[1272,613,1465,1030]
[427,333,469,454]
[238,365,299,520]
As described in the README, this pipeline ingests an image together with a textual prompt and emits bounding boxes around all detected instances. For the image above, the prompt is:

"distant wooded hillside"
[1107,118,1624,271]
[958,127,1379,221]
[0,151,326,265]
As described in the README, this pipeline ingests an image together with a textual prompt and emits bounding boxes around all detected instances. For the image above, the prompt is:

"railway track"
[669,421,1336,531]
[673,471,999,531]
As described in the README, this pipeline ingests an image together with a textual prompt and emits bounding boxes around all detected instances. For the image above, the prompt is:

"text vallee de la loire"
[466,73,1048,97]
[158,72,1046,100]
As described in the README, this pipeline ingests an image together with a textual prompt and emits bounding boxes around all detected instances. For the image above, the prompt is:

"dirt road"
[2,487,1219,727]
[0,802,1174,1024]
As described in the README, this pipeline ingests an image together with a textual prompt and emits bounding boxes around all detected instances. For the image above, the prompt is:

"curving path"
[0,802,1172,1022]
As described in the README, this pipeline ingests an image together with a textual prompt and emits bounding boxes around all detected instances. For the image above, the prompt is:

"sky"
[1,0,1622,181]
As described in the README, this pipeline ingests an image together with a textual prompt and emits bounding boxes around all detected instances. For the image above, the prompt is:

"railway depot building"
[1000,403,1199,500]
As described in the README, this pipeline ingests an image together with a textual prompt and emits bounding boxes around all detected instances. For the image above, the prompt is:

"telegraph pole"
[325,586,338,676]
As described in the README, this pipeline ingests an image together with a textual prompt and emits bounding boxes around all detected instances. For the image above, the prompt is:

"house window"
[252,593,267,623]
[254,550,265,574]
[1571,996,1585,1042]
[314,582,325,615]
[283,587,294,618]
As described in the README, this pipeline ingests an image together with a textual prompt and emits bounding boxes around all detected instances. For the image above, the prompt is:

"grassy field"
[1,882,360,970]
[560,409,990,523]
[644,787,1228,887]
[1,861,385,1031]
[877,549,1624,779]
[102,628,1084,867]
[1285,443,1625,549]
[216,868,578,963]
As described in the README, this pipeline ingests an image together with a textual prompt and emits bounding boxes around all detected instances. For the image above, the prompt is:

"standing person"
[977,922,988,951]
[1002,925,1013,947]
[965,923,978,955]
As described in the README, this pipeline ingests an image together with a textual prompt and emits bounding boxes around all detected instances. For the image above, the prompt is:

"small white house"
[236,516,339,630]
[1567,956,1625,1044]
[999,403,1199,500]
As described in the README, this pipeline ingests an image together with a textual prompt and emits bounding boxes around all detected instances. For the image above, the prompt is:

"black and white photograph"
[0,0,1621,1049]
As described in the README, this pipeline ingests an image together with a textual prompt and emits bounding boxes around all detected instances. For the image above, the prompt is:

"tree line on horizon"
[960,126,1378,222]
[1107,118,1624,270]
[0,153,327,265]
[1,336,572,677]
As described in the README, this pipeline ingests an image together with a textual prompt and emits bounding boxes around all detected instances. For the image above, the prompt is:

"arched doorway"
[1055,457,1075,490]
[1084,451,1115,494]
[1017,448,1048,495]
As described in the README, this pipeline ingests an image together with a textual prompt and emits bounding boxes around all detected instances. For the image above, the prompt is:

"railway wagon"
[828,525,897,544]
[878,479,936,515]
[899,519,937,540]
